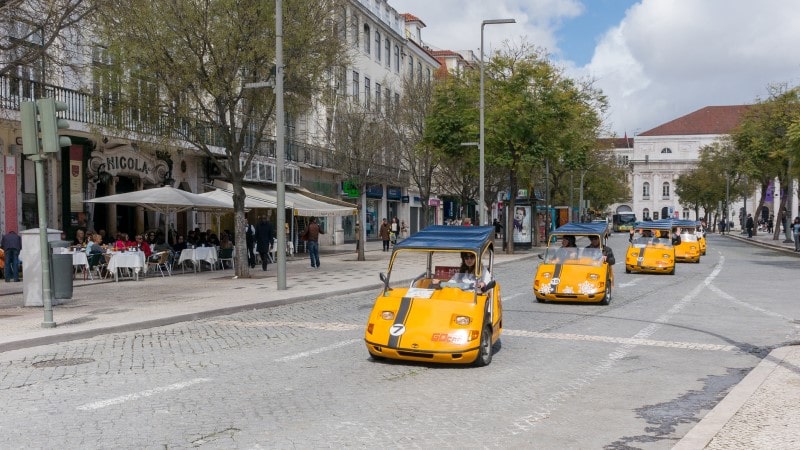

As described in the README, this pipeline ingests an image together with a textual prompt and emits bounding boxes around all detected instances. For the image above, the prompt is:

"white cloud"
[391,0,800,137]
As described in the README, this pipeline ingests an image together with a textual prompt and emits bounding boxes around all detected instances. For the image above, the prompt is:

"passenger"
[551,235,578,262]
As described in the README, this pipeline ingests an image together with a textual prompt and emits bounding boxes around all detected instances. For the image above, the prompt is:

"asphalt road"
[0,233,797,448]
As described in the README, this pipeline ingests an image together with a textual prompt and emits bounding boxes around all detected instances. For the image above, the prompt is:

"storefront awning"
[212,180,356,217]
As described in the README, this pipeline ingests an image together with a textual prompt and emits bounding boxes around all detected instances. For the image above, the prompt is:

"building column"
[107,177,117,235]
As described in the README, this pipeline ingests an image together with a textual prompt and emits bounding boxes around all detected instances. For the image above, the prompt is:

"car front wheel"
[474,325,493,367]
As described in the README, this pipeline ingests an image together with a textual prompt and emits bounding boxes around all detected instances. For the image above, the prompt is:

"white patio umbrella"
[197,188,276,233]
[85,186,232,239]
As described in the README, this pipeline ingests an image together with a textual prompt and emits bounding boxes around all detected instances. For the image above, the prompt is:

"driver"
[434,252,492,292]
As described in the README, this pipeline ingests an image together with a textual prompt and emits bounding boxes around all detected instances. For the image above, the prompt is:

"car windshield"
[543,246,603,266]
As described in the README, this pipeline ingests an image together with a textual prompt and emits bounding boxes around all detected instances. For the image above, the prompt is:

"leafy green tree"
[731,85,800,238]
[92,0,347,276]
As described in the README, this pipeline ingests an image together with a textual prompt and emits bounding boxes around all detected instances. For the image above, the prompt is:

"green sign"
[342,180,360,198]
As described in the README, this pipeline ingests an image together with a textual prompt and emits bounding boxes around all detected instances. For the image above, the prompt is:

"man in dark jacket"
[1,230,22,282]
[255,216,274,271]
[245,221,256,268]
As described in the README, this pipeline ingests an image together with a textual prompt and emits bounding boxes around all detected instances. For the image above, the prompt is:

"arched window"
[375,31,381,62]
[661,147,672,153]
[662,182,670,198]
[642,208,650,220]
[642,182,650,198]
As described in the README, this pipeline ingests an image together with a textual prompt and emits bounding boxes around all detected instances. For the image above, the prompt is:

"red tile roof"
[400,13,426,27]
[639,105,752,136]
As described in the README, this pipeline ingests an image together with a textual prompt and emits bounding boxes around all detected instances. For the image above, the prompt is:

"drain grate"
[32,358,95,368]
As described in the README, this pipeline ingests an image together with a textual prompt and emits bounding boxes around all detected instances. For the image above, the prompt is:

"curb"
[673,346,796,449]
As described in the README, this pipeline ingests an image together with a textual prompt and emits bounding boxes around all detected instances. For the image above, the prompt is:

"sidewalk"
[675,229,800,449]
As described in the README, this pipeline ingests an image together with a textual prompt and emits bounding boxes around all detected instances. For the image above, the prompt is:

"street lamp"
[244,0,286,290]
[480,18,515,226]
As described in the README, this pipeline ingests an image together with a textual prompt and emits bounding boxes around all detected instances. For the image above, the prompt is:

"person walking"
[379,218,390,251]
[746,213,755,239]
[255,215,274,271]
[390,217,400,247]
[792,217,800,252]
[1,230,22,282]
[245,221,256,268]
[304,217,323,268]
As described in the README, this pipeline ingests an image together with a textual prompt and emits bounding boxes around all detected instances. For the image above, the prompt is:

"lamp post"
[244,0,286,289]
[480,18,515,226]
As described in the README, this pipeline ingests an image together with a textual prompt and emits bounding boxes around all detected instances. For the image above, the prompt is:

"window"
[408,55,414,80]
[375,31,381,62]
[375,83,381,112]
[364,77,370,109]
[653,211,659,220]
[352,71,359,101]
[662,182,670,198]
[642,208,650,220]
[642,182,650,198]
[417,62,422,81]
[661,147,672,154]
[682,209,690,219]
[385,38,391,67]
[350,15,359,49]
[426,67,431,83]
[394,45,400,72]
[385,89,391,113]
[394,92,400,106]
[363,24,370,54]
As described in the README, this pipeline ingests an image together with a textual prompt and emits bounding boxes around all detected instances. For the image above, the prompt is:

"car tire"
[535,295,545,303]
[599,278,611,305]
[625,267,631,274]
[474,325,493,367]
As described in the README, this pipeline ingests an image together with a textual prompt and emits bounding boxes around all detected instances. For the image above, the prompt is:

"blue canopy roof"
[551,222,609,236]
[650,219,698,228]
[392,225,495,254]
[634,221,672,230]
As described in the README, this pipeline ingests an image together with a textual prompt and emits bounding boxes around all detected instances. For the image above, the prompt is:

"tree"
[0,0,93,79]
[329,100,392,261]
[388,76,441,229]
[92,0,347,277]
[731,85,800,239]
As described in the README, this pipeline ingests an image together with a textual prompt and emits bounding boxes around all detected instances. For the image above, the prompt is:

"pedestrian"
[303,217,323,268]
[255,215,274,271]
[746,213,754,238]
[1,229,22,282]
[767,214,774,234]
[245,221,256,268]
[390,217,400,246]
[400,220,408,239]
[792,217,800,252]
[354,221,361,251]
[493,218,503,239]
[379,218,390,251]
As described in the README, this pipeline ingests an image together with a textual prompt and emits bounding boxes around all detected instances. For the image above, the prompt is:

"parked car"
[364,226,502,366]
[533,222,614,305]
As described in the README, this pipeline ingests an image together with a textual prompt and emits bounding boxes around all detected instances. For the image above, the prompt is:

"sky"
[391,0,800,137]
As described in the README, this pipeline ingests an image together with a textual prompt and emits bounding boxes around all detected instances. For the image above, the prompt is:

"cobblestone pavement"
[2,233,800,448]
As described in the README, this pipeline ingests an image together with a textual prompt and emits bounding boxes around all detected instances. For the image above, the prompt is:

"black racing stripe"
[637,247,645,268]
[387,297,413,349]
[551,264,563,293]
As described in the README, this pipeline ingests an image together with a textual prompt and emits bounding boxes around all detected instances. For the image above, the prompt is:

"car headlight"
[542,272,552,278]
[381,311,395,320]
[663,253,671,259]
[587,273,599,280]
[454,315,471,325]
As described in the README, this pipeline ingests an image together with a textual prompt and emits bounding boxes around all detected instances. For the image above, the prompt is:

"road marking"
[274,339,361,362]
[507,256,725,436]
[707,283,793,321]
[503,329,736,352]
[617,278,641,288]
[209,320,360,331]
[76,378,211,411]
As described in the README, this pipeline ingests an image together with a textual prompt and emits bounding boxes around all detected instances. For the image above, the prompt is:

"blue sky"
[391,0,800,137]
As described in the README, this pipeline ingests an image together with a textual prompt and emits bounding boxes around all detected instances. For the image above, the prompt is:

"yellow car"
[364,225,502,366]
[625,222,676,275]
[533,222,614,305]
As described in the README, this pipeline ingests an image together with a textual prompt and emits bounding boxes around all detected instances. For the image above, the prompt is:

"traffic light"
[37,98,71,153]
[20,101,41,155]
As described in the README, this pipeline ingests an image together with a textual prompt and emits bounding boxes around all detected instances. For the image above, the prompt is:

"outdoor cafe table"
[107,251,146,281]
[70,251,89,279]
[178,247,218,272]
